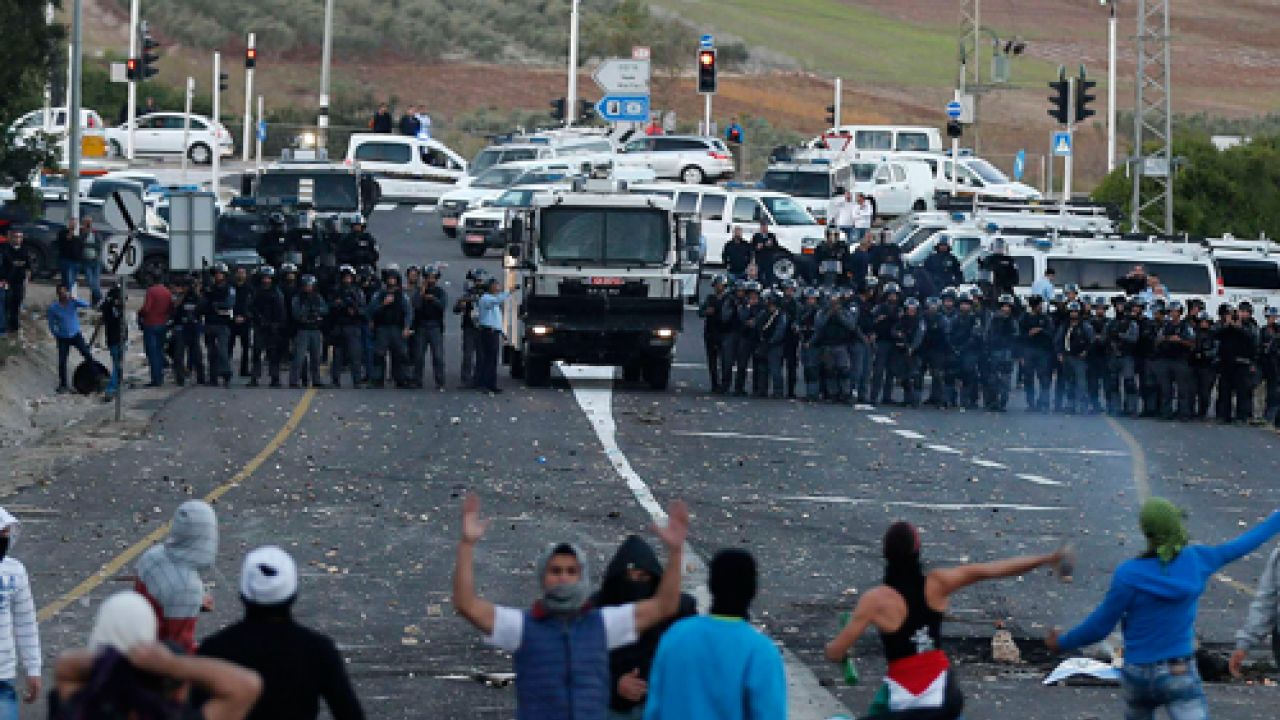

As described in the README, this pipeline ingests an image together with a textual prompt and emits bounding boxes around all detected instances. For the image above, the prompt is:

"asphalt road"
[12,203,1280,719]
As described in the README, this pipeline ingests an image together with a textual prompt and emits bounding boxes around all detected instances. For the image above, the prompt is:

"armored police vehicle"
[501,169,700,390]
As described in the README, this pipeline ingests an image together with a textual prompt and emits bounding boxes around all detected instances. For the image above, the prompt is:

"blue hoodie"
[1059,510,1280,664]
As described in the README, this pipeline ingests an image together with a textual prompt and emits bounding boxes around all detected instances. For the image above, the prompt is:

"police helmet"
[1111,294,1127,305]
[882,282,901,295]
[357,264,376,280]
[1152,299,1167,312]
[300,274,317,287]
[763,289,782,303]
[384,270,402,284]
[864,276,880,289]
[471,269,490,284]
[1239,301,1255,314]
[338,264,356,276]
[1197,311,1212,322]
[1266,306,1280,318]
[925,296,941,307]
[211,261,229,275]
[940,287,957,301]
[779,278,798,290]
[904,297,920,309]
[969,286,984,299]
[268,212,286,225]
[902,274,916,288]
[1067,301,1082,312]
[1052,291,1066,303]
[1026,294,1043,305]
[280,262,299,274]
[802,287,821,300]
[1167,300,1184,313]
[1065,283,1080,294]
[710,273,729,287]
[405,265,421,276]
[743,280,763,293]
[1092,295,1109,307]
[998,294,1016,306]
[840,287,858,300]
[1218,302,1233,315]
[385,262,401,273]
[423,264,442,278]
[257,265,276,278]
[957,291,973,304]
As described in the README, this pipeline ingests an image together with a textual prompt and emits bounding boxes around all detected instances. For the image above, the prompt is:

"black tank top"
[880,570,944,662]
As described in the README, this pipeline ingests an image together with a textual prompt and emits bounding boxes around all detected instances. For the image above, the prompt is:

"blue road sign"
[1052,131,1073,157]
[596,95,651,123]
[256,120,267,143]
[946,101,963,120]
[700,34,714,49]
[1013,149,1026,180]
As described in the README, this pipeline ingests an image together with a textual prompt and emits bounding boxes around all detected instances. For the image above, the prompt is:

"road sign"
[593,59,651,94]
[700,34,714,49]
[102,234,141,275]
[596,95,651,123]
[632,46,650,61]
[946,101,962,120]
[1013,149,1026,181]
[103,190,145,234]
[1052,131,1073,157]
[256,120,267,143]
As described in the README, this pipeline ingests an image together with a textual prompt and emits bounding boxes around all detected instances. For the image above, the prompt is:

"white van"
[345,134,468,203]
[819,125,943,154]
[1202,237,1280,309]
[963,237,1221,307]
[883,152,1042,202]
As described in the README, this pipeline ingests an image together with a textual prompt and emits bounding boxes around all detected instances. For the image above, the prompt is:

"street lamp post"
[318,0,334,150]
[566,0,580,128]
[1105,0,1118,173]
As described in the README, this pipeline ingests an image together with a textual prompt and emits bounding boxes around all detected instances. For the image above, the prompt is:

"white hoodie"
[0,508,41,680]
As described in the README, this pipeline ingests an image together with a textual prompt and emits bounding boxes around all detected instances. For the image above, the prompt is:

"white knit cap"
[88,591,158,653]
[239,546,298,605]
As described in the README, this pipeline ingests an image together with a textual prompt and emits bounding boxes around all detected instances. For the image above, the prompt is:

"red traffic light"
[245,47,257,68]
[698,50,715,67]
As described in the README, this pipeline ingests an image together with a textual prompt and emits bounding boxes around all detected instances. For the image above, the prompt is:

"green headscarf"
[1140,497,1189,563]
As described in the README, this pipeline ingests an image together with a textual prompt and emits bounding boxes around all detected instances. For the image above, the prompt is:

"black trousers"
[475,328,502,391]
[704,332,722,390]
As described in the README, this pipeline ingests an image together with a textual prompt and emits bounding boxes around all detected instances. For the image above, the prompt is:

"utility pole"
[212,52,221,195]
[242,32,255,162]
[181,76,193,183]
[68,0,83,225]
[1106,0,1118,173]
[1063,76,1076,203]
[318,0,334,150]
[126,0,138,161]
[833,77,842,128]
[566,0,580,128]
[43,3,54,131]
[1131,0,1173,233]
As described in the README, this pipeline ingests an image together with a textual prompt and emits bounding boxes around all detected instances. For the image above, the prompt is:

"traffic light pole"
[1063,76,1076,204]
[318,0,334,150]
[126,0,139,161]
[833,77,842,128]
[68,0,83,226]
[242,33,255,162]
[566,0,580,128]
[212,52,221,195]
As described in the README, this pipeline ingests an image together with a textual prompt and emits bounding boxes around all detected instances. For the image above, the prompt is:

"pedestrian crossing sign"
[1052,131,1073,157]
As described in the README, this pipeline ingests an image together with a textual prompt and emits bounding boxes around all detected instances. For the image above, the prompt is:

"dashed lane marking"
[373,203,397,212]
[867,415,897,425]
[970,458,1008,470]
[891,429,926,440]
[411,205,436,214]
[925,443,963,454]
[783,495,1065,512]
[37,389,318,622]
[1016,473,1065,487]
[672,431,815,444]
[1005,447,1129,457]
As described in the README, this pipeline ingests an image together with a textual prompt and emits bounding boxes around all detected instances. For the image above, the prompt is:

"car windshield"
[967,159,1010,185]
[256,173,359,212]
[472,167,525,189]
[760,171,832,198]
[761,196,814,226]
[493,190,535,208]
[851,163,877,182]
[514,170,567,185]
[471,149,537,175]
[539,208,668,266]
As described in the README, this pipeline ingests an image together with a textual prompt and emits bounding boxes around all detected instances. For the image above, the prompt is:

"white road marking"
[925,443,963,454]
[373,203,397,212]
[891,429,926,440]
[867,415,897,425]
[1005,447,1128,457]
[564,363,850,720]
[1016,473,1065,487]
[854,404,876,411]
[783,495,1065,512]
[411,205,436,214]
[970,458,1008,469]
[671,362,703,369]
[672,431,815,444]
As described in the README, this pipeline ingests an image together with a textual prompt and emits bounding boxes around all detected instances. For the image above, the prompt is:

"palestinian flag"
[884,649,951,711]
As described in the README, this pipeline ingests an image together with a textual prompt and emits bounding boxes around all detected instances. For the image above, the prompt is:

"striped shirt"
[0,558,41,679]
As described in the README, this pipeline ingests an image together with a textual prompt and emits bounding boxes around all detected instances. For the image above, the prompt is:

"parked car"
[615,135,734,184]
[10,108,106,145]
[106,112,234,164]
[345,134,468,203]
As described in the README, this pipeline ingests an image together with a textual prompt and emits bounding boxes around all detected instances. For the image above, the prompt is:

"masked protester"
[135,501,219,652]
[452,494,689,720]
[592,536,697,720]
[827,523,1067,719]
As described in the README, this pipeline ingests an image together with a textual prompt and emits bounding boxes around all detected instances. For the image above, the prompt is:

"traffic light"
[825,104,836,126]
[126,58,139,81]
[577,99,593,124]
[245,47,257,69]
[550,97,565,122]
[697,48,717,94]
[218,70,229,92]
[1048,79,1069,125]
[946,120,963,139]
[139,21,160,80]
[1075,70,1097,123]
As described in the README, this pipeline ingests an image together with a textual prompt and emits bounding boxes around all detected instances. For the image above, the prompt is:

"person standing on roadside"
[135,500,219,653]
[47,284,93,394]
[2,231,32,333]
[645,548,786,720]
[1048,498,1280,720]
[827,522,1067,718]
[79,217,104,306]
[1230,544,1280,679]
[56,218,84,298]
[398,105,420,137]
[198,547,364,720]
[474,277,513,394]
[0,507,44,716]
[99,283,127,402]
[853,193,874,242]
[829,189,858,245]
[138,273,174,387]
[452,493,690,720]
[369,103,393,133]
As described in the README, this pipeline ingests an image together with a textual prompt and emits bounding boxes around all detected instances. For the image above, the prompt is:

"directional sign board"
[102,234,141,275]
[596,95,651,123]
[1013,149,1026,181]
[946,101,963,120]
[103,190,145,234]
[256,120,267,143]
[593,59,650,95]
[700,34,714,49]
[1052,131,1073,157]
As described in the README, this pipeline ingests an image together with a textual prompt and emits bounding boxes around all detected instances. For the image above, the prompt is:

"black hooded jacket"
[591,536,697,713]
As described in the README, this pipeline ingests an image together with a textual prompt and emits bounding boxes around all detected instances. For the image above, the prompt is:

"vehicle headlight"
[653,328,675,339]
[530,325,552,336]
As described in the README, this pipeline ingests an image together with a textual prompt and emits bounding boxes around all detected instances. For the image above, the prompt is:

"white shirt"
[0,558,40,680]
[854,200,874,229]
[416,113,433,140]
[487,604,638,653]
[829,198,857,228]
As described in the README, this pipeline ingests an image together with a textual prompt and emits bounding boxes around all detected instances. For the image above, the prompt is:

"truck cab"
[501,175,700,389]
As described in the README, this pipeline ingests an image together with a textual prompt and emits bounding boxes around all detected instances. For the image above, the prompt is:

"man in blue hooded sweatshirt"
[452,493,689,720]
[1048,498,1280,719]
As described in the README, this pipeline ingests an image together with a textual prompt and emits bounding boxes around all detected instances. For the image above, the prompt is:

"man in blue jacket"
[47,284,93,393]
[1048,498,1280,720]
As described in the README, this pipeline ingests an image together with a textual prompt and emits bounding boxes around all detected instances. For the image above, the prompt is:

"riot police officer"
[257,212,291,268]
[290,275,329,388]
[453,270,486,388]
[922,238,962,291]
[1108,300,1145,416]
[230,266,254,377]
[797,288,822,401]
[410,265,448,390]
[886,297,925,406]
[247,266,286,388]
[779,279,801,398]
[946,292,983,409]
[815,229,849,288]
[698,274,729,392]
[985,294,1019,412]
[1055,301,1095,414]
[813,292,858,403]
[336,219,380,269]
[1151,301,1196,420]
[717,280,745,395]
[171,275,205,387]
[1261,307,1280,424]
[1085,296,1111,414]
[1189,310,1219,419]
[869,283,902,404]
[202,262,236,387]
[733,281,763,396]
[979,238,1019,297]
[328,265,367,388]
[370,270,413,388]
[753,290,789,398]
[920,296,949,406]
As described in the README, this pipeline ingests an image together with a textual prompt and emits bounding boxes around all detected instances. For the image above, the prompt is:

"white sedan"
[106,112,234,164]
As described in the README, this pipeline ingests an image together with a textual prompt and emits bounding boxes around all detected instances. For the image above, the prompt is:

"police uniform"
[698,280,728,392]
[328,272,367,387]
[1019,300,1054,411]
[201,273,236,386]
[290,281,328,388]
[247,272,287,387]
[171,284,205,386]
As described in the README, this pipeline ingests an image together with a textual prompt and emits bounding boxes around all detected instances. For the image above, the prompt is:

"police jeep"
[501,168,701,390]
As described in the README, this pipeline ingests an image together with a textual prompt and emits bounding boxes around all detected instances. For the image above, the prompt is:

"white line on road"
[891,429,926,440]
[1005,447,1128,457]
[564,363,850,720]
[1016,473,1065,487]
[672,431,815,444]
[925,443,963,454]
[783,495,1065,512]
[373,203,397,212]
[970,458,1008,469]
[867,415,897,425]
[411,205,436,214]
[854,404,876,411]
[671,362,703,369]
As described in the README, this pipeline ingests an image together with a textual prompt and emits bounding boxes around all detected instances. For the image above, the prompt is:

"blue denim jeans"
[83,261,102,304]
[143,325,168,385]
[105,342,124,395]
[60,260,81,294]
[1121,658,1208,720]
[0,679,18,720]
